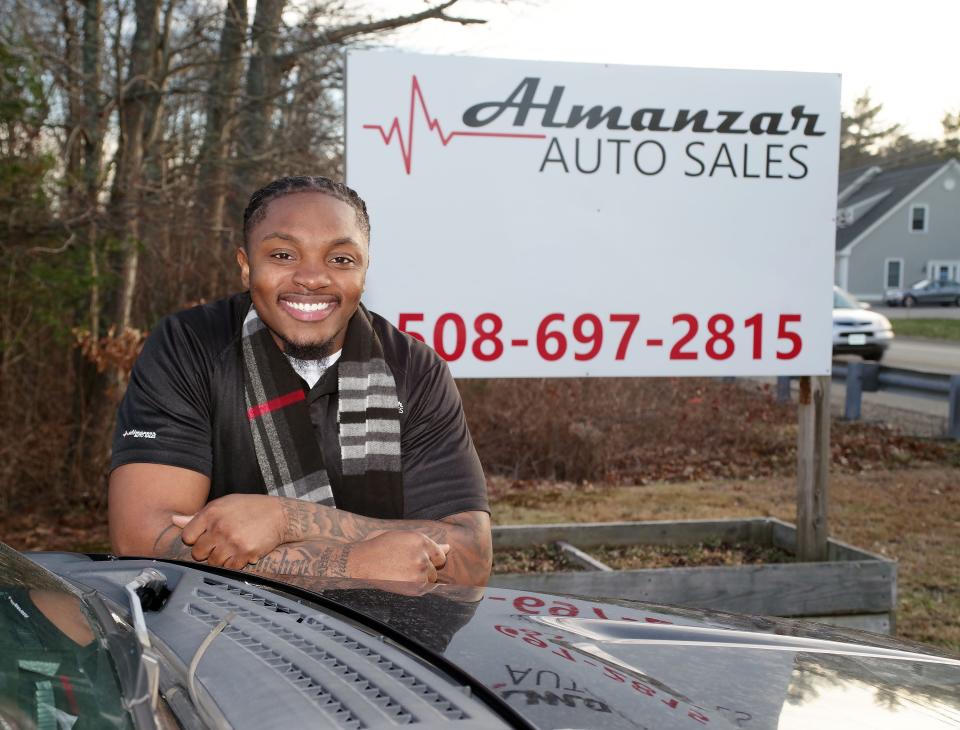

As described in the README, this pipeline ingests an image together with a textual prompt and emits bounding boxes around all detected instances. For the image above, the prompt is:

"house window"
[910,204,928,232]
[885,259,903,289]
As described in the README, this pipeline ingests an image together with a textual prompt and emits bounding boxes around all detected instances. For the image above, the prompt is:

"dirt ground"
[488,467,960,653]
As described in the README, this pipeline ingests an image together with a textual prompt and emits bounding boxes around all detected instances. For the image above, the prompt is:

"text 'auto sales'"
[463,77,827,178]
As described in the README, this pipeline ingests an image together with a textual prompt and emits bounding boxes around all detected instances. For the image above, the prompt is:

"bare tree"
[110,0,162,331]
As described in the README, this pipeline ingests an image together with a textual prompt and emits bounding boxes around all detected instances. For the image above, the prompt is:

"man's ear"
[236,247,250,289]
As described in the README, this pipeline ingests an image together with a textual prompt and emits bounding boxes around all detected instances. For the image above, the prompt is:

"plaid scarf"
[241,303,402,507]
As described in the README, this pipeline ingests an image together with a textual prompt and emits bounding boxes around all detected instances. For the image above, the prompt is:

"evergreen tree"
[942,110,960,158]
[840,91,901,170]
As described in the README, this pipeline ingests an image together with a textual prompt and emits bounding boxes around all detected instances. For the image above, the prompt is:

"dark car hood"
[27,553,960,730]
[315,583,960,730]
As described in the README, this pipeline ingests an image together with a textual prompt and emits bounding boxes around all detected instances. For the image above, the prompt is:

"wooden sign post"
[796,375,831,561]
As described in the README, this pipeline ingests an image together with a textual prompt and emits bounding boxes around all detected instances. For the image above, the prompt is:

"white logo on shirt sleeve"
[122,429,157,439]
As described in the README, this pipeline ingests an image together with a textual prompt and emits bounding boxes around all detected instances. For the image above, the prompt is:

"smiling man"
[108,176,492,585]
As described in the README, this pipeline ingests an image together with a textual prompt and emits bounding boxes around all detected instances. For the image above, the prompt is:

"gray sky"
[359,0,957,140]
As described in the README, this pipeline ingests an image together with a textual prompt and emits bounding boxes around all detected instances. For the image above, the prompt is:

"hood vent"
[189,603,370,728]
[188,578,471,725]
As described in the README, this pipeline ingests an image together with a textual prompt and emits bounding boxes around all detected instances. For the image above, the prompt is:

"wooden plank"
[769,520,891,563]
[555,541,613,571]
[798,613,892,635]
[796,375,831,561]
[492,519,765,549]
[489,560,895,617]
[769,519,796,553]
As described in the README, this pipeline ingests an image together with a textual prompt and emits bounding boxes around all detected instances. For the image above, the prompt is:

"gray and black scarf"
[241,303,402,508]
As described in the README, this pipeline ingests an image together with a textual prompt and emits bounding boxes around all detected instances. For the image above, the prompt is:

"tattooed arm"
[279,501,493,586]
[175,494,492,585]
[109,463,210,559]
[110,463,488,584]
[151,521,450,583]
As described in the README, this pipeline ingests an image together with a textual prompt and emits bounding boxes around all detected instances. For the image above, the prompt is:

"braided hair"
[242,176,370,246]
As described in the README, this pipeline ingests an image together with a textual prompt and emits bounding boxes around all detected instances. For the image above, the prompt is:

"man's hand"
[347,532,450,583]
[173,494,286,569]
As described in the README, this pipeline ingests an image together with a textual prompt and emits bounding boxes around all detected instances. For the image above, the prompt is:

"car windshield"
[911,279,930,289]
[0,544,134,729]
[833,288,860,309]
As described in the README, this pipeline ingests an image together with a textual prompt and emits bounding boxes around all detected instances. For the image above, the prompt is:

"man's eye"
[270,252,294,261]
[331,256,356,265]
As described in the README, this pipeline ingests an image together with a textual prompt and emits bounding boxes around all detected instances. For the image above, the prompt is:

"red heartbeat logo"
[361,75,547,174]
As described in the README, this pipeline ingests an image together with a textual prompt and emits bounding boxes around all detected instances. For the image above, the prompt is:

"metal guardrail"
[777,362,960,440]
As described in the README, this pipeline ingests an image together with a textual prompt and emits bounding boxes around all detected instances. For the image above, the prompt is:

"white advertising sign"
[345,50,840,377]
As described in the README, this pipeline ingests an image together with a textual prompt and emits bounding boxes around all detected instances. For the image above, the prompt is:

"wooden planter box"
[490,518,896,634]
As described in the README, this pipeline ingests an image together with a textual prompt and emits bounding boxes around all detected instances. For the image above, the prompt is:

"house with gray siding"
[834,158,960,301]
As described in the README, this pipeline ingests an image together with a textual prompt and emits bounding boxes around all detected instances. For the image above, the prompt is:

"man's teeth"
[285,301,332,312]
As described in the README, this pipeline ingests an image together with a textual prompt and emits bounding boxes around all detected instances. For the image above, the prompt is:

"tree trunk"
[60,0,83,211]
[233,0,285,192]
[196,0,249,239]
[110,0,161,331]
[82,0,103,337]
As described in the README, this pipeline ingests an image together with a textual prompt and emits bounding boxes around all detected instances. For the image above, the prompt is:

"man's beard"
[272,328,336,361]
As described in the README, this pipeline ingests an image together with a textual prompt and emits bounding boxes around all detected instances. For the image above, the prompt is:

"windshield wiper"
[123,569,168,713]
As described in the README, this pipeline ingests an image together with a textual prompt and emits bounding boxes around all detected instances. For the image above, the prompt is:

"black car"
[5,543,960,729]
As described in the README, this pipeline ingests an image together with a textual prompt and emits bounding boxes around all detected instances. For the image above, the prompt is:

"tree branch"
[275,0,485,72]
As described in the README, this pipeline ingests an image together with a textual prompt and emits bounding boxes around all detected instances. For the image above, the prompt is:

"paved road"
[883,338,960,373]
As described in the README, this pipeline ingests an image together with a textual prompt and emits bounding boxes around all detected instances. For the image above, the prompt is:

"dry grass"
[461,378,959,484]
[488,467,960,653]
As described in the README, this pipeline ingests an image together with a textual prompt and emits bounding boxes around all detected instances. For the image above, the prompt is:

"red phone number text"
[398,312,802,362]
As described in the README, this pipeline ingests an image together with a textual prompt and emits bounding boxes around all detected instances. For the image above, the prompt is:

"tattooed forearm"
[152,524,194,561]
[274,500,491,585]
[151,519,355,578]
[434,512,492,586]
[336,544,352,577]
[246,541,353,578]
[278,498,457,544]
[277,498,355,542]
[279,499,315,543]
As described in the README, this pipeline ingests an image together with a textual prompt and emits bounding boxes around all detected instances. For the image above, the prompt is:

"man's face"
[237,192,369,357]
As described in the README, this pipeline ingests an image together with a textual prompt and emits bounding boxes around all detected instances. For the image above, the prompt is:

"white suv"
[832,286,894,361]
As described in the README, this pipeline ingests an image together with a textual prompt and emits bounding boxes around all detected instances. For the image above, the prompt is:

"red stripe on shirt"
[247,389,305,420]
[59,675,79,714]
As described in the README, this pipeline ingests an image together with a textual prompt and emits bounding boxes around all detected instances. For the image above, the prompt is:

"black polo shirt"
[111,293,488,520]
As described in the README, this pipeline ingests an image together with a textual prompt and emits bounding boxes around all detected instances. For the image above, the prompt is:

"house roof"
[835,159,949,251]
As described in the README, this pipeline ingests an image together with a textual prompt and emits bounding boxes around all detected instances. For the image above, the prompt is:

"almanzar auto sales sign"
[345,50,840,377]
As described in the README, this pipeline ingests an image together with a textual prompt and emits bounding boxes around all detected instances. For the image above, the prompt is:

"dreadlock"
[242,176,370,247]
